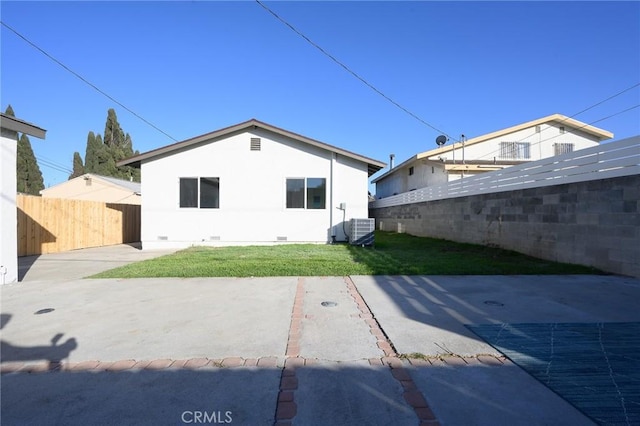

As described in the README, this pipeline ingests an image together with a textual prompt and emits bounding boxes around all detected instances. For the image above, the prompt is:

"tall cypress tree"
[8,105,44,195]
[69,152,85,179]
[84,131,99,173]
[16,133,44,195]
[81,109,140,182]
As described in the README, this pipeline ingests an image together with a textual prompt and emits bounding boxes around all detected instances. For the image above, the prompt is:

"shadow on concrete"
[17,255,40,281]
[0,313,77,372]
[0,362,587,426]
[122,241,142,250]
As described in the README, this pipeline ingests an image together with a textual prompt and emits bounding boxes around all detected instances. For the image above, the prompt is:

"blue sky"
[2,1,639,192]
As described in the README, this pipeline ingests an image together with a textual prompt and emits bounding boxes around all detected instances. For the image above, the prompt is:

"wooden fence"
[17,194,141,256]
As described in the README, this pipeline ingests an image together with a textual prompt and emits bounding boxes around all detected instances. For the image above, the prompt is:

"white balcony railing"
[370,136,640,209]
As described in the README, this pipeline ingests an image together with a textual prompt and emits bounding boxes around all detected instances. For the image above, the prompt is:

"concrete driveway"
[2,249,640,425]
[18,243,176,281]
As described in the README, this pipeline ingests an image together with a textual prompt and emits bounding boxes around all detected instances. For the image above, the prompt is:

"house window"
[306,178,326,209]
[286,179,304,208]
[179,177,220,208]
[499,142,531,160]
[250,137,261,151]
[408,166,414,176]
[200,177,220,208]
[286,178,326,209]
[554,143,574,156]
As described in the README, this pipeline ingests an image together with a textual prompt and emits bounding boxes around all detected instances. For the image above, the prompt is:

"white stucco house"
[373,114,613,198]
[118,119,386,249]
[41,173,141,205]
[0,113,46,284]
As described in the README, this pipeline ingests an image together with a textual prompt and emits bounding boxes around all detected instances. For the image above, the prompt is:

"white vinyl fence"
[371,136,639,209]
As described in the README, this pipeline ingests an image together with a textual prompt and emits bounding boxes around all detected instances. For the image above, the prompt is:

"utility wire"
[473,82,640,162]
[36,156,73,174]
[255,0,456,141]
[472,104,639,164]
[38,155,74,173]
[1,21,178,142]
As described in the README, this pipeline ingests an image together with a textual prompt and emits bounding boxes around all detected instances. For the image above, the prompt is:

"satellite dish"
[435,135,447,146]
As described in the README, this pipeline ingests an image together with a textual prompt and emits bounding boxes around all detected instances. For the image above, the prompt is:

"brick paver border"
[0,275,510,426]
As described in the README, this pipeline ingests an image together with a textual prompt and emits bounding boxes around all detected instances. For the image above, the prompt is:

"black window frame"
[179,177,220,209]
[286,177,326,210]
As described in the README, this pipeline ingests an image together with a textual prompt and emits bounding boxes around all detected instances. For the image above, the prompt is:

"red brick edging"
[274,277,305,425]
[343,276,440,425]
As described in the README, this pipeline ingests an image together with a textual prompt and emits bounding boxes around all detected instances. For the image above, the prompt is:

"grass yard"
[91,231,601,278]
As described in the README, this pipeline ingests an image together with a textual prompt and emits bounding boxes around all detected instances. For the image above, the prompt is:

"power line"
[36,156,73,174]
[473,104,639,164]
[473,82,640,162]
[38,155,74,173]
[1,20,178,142]
[255,0,456,141]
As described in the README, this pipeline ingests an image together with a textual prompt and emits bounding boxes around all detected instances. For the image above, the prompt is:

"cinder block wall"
[370,175,640,277]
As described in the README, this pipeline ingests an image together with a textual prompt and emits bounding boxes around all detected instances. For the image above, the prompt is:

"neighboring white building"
[373,114,613,199]
[0,113,46,284]
[41,173,141,205]
[118,119,386,249]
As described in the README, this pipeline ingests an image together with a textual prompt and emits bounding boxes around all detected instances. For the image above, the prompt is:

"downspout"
[329,152,336,243]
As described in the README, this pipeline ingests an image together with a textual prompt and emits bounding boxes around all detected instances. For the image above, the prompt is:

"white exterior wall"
[376,124,602,198]
[0,130,18,283]
[374,161,447,198]
[141,129,370,249]
[433,124,601,164]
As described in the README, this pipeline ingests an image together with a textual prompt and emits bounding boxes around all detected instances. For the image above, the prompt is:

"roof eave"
[118,119,386,174]
[0,113,47,139]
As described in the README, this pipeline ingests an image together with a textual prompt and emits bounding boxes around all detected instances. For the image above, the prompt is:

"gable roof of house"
[372,113,613,183]
[0,113,47,139]
[117,119,386,176]
[42,173,141,195]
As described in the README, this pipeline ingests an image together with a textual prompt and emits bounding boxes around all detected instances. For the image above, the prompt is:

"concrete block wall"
[370,175,640,277]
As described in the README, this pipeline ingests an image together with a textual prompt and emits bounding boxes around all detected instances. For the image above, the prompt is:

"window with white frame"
[499,142,531,160]
[554,143,574,156]
[286,178,326,209]
[179,177,220,208]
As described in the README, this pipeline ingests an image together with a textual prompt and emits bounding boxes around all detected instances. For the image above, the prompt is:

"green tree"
[16,133,44,195]
[84,131,99,173]
[103,108,124,148]
[81,109,140,182]
[69,152,85,179]
[8,105,44,195]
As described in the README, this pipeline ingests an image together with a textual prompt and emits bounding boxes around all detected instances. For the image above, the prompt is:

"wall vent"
[209,236,220,241]
[250,137,261,151]
[277,236,288,241]
[157,236,168,241]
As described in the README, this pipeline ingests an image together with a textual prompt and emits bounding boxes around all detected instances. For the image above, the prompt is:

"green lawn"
[91,231,601,278]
